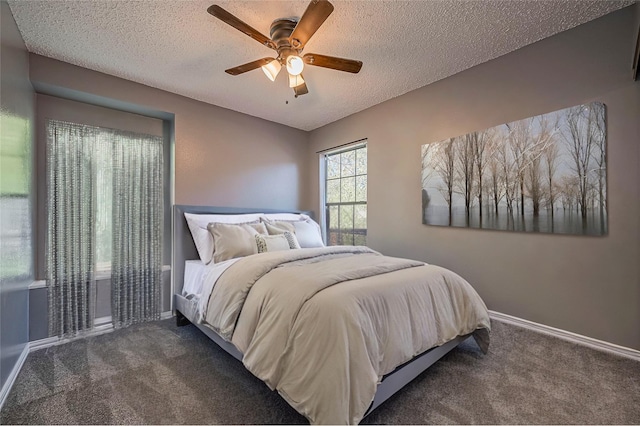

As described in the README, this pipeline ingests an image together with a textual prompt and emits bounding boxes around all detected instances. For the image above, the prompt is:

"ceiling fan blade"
[208,5,275,49]
[225,58,275,75]
[289,0,334,49]
[293,80,309,97]
[303,53,362,73]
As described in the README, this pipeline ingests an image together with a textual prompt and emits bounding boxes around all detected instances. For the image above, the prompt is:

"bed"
[173,205,490,424]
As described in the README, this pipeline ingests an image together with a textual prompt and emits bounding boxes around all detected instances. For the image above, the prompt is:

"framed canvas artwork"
[421,102,607,235]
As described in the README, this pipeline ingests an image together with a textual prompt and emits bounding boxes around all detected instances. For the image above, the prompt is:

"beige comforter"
[202,246,490,424]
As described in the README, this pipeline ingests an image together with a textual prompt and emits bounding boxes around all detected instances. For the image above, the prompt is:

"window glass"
[0,114,31,280]
[95,132,112,270]
[323,142,367,246]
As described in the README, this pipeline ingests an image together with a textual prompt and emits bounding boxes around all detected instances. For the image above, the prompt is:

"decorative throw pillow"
[284,231,301,249]
[208,222,268,263]
[255,231,300,253]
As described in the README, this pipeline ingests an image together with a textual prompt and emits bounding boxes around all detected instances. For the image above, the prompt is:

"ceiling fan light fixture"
[286,55,304,76]
[288,73,305,88]
[261,59,281,81]
[209,1,362,97]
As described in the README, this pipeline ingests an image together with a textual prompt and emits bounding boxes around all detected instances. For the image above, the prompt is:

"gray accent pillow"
[208,221,268,263]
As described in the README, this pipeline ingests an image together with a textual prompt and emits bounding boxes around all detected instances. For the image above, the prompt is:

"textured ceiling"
[8,0,633,131]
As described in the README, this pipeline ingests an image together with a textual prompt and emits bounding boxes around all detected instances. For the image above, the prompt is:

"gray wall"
[307,5,640,350]
[0,0,34,393]
[29,55,310,209]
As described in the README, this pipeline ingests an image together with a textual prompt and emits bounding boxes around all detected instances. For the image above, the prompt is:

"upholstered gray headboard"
[172,205,313,310]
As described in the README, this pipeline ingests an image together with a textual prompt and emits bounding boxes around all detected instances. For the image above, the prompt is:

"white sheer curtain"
[46,119,163,336]
[46,120,102,337]
[111,132,163,328]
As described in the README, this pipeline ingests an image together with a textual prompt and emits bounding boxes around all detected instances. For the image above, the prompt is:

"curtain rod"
[315,138,367,154]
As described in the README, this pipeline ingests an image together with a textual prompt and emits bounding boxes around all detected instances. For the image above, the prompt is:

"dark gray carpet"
[1,319,638,424]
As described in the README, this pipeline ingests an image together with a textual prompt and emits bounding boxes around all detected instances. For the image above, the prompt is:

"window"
[46,119,165,334]
[322,141,367,246]
[53,126,114,272]
[94,133,112,271]
[0,114,31,280]
[46,121,162,273]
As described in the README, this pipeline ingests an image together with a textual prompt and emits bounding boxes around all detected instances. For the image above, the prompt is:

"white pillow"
[293,220,324,248]
[184,212,264,264]
[262,216,324,248]
[262,213,307,221]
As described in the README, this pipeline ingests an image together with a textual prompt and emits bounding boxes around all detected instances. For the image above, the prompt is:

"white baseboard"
[29,322,115,352]
[489,310,640,361]
[29,311,173,353]
[0,343,29,411]
[94,315,113,326]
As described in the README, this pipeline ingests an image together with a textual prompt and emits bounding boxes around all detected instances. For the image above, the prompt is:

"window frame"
[319,140,367,246]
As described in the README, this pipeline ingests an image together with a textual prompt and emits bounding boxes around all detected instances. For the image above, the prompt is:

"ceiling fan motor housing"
[270,18,301,63]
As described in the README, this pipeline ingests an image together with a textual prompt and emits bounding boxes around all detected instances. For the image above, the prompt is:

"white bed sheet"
[183,260,206,297]
[194,257,241,323]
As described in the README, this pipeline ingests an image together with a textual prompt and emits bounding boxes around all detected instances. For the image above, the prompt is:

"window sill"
[29,265,171,290]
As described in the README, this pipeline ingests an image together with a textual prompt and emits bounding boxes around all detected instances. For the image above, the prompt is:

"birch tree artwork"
[421,102,607,235]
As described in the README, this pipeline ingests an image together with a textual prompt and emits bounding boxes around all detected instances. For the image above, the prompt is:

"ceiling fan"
[207,0,363,97]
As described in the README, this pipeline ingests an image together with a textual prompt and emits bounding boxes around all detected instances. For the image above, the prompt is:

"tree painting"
[421,102,607,235]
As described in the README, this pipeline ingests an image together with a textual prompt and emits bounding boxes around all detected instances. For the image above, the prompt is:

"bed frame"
[172,204,471,419]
